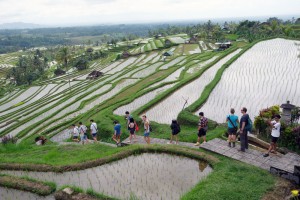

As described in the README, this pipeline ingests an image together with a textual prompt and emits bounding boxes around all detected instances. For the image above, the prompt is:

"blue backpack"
[245,118,253,132]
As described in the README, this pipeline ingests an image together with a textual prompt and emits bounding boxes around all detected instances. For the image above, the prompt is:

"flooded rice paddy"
[0,187,54,200]
[1,153,212,200]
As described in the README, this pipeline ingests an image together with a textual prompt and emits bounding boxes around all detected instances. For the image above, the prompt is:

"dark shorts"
[198,128,206,137]
[172,131,179,136]
[115,132,121,137]
[228,127,237,135]
[271,136,279,143]
[130,130,135,135]
[92,133,97,138]
[73,136,79,139]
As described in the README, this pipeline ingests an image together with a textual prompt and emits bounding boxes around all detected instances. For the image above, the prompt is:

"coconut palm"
[56,47,71,70]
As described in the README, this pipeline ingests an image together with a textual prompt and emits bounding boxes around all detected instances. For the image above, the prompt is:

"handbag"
[134,122,139,131]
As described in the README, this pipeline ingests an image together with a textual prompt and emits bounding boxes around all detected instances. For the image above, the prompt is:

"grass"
[56,185,118,200]
[134,121,225,143]
[154,39,164,48]
[87,188,118,200]
[0,143,122,166]
[183,44,200,55]
[225,34,239,41]
[182,153,275,200]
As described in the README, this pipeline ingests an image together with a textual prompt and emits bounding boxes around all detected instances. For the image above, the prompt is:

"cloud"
[0,0,299,25]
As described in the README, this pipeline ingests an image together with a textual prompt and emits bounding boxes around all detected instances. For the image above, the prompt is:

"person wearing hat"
[194,112,208,146]
[263,114,281,157]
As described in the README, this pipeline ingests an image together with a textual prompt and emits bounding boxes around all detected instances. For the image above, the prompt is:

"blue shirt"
[114,124,121,135]
[227,114,238,128]
[240,114,249,129]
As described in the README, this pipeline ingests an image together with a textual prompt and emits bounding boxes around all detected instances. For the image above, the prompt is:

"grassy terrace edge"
[0,144,218,172]
[55,185,118,200]
[0,173,56,196]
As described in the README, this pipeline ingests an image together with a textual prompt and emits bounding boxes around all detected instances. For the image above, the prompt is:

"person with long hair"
[168,119,180,144]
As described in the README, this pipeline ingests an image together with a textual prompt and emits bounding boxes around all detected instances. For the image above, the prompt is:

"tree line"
[7,46,109,85]
[148,17,300,42]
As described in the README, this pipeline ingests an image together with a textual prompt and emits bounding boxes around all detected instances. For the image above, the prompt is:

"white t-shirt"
[73,126,79,136]
[90,122,98,134]
[79,125,87,134]
[271,120,281,137]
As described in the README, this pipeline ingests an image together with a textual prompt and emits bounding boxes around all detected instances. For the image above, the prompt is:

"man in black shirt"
[239,107,249,152]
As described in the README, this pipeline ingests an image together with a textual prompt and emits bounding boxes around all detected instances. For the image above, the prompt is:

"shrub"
[54,68,66,76]
[254,105,280,134]
[74,59,89,71]
[254,105,300,152]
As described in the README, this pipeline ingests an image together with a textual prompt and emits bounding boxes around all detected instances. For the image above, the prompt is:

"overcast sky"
[0,0,299,26]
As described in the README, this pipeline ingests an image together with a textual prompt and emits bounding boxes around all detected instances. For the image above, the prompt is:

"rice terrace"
[0,0,300,200]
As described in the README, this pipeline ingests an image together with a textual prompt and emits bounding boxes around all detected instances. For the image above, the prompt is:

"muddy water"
[0,187,54,200]
[1,153,212,200]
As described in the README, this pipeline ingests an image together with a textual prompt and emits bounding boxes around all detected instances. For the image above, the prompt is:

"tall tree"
[56,47,71,70]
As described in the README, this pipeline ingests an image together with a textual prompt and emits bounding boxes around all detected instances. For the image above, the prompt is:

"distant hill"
[0,22,42,30]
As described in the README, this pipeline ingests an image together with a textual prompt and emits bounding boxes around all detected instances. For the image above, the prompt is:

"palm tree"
[270,20,278,34]
[56,47,71,70]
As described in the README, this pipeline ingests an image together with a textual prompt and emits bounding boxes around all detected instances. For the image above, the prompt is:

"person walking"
[127,117,137,143]
[142,115,150,144]
[112,120,121,146]
[168,119,180,144]
[263,115,281,157]
[194,112,208,146]
[239,107,249,152]
[125,111,133,125]
[90,119,98,142]
[71,124,80,142]
[79,122,88,145]
[226,108,239,147]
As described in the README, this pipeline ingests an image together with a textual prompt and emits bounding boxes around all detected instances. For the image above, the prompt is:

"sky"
[0,0,299,26]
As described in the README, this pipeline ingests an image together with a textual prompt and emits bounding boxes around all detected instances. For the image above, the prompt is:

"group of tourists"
[71,120,97,145]
[69,107,282,156]
[70,111,146,146]
[224,107,281,156]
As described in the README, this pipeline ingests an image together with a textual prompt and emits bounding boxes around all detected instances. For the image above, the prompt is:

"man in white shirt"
[72,124,80,142]
[263,114,281,157]
[90,119,98,142]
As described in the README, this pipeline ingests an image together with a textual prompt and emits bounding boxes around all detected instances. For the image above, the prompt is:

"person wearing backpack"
[226,108,239,147]
[90,119,98,142]
[239,107,250,152]
[168,119,180,144]
[127,117,137,144]
[79,122,88,145]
